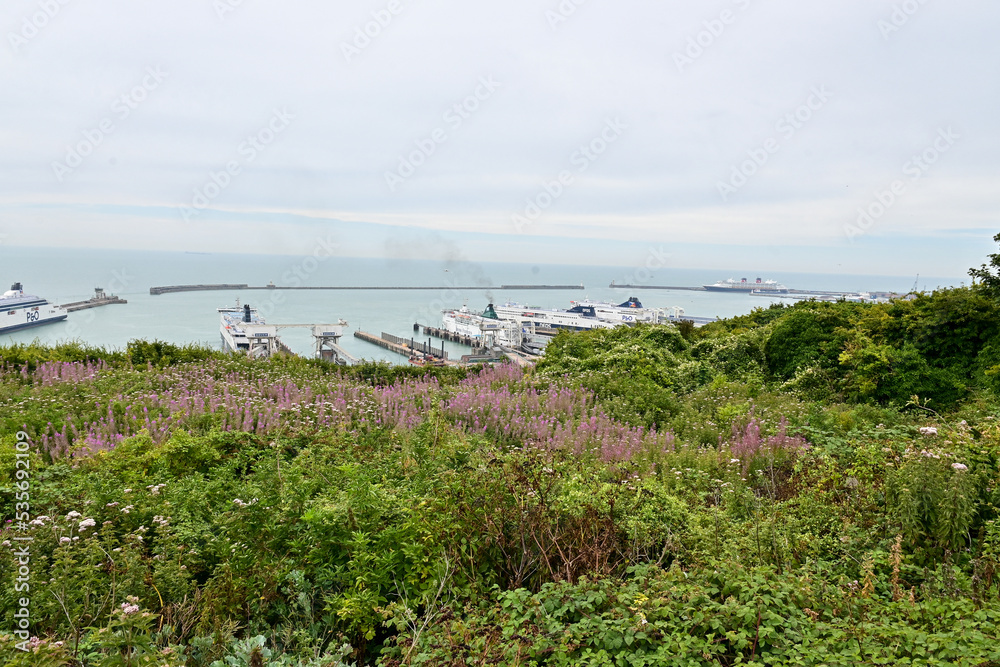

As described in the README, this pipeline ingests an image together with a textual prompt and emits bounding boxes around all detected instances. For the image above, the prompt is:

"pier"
[414,323,482,348]
[354,331,450,362]
[610,283,706,291]
[152,284,585,295]
[152,284,248,295]
[610,282,898,300]
[60,288,127,312]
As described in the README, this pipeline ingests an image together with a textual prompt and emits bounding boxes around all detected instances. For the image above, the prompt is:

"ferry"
[442,303,502,338]
[493,301,618,331]
[704,277,788,293]
[219,302,280,358]
[0,283,68,334]
[568,296,669,324]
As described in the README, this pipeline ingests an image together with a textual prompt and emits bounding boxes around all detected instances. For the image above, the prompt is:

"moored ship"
[568,296,669,324]
[493,301,618,331]
[0,283,68,334]
[704,277,788,293]
[442,303,502,338]
[219,302,281,358]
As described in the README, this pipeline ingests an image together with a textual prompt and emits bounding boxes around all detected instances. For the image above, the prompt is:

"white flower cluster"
[79,518,97,531]
[232,498,258,508]
[147,483,167,495]
[919,426,938,436]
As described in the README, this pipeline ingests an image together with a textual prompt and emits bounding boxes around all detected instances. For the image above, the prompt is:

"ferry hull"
[0,313,68,334]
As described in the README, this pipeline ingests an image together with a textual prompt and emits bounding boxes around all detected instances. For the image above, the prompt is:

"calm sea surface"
[0,247,963,364]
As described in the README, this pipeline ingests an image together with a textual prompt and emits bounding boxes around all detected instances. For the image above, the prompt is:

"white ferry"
[493,301,618,331]
[568,296,669,324]
[442,303,502,338]
[219,302,280,358]
[0,283,68,334]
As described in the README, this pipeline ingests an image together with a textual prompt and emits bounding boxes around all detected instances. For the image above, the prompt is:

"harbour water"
[0,247,964,364]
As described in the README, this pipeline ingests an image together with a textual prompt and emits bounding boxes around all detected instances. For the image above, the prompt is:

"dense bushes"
[540,284,1000,410]
[3,270,1000,665]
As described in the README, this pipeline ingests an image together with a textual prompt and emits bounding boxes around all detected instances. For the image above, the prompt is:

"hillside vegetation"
[4,244,1000,666]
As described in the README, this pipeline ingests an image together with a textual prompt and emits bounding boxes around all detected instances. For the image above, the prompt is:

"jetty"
[152,284,248,295]
[354,331,451,364]
[152,283,583,295]
[610,283,706,291]
[414,323,482,348]
[610,282,898,301]
[60,288,127,312]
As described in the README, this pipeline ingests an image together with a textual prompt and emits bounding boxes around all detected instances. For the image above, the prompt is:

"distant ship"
[0,283,68,334]
[704,277,788,293]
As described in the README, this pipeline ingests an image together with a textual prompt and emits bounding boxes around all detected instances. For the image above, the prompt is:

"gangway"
[268,320,357,365]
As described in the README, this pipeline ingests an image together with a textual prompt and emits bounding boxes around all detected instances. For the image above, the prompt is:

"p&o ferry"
[0,283,68,334]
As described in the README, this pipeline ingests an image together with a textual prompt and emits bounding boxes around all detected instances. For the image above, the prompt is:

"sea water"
[0,246,963,364]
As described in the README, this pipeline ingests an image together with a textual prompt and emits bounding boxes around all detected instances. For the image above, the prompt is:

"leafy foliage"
[4,247,1000,664]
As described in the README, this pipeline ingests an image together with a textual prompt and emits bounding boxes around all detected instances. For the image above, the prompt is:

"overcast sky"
[1,0,997,277]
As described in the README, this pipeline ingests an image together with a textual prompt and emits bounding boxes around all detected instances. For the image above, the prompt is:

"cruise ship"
[704,277,788,293]
[0,283,68,334]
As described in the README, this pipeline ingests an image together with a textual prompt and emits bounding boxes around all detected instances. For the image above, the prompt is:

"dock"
[152,284,248,295]
[60,288,127,312]
[610,283,706,291]
[414,323,482,348]
[151,283,584,295]
[354,331,451,362]
[610,283,898,300]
